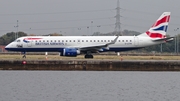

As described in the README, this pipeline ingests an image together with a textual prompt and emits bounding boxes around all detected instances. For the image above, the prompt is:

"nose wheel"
[22,52,26,58]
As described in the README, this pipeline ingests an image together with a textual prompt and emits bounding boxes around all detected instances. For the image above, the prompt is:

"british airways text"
[35,42,65,45]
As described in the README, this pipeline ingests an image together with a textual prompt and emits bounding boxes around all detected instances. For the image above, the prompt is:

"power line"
[123,9,158,15]
[0,17,114,25]
[1,7,180,34]
[124,8,180,18]
[0,9,115,16]
[0,23,115,32]
[26,24,115,31]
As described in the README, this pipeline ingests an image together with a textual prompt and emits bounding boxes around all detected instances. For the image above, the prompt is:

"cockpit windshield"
[17,40,21,42]
[14,39,21,42]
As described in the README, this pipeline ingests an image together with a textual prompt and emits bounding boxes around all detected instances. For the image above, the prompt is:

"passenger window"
[122,40,124,42]
[119,40,120,42]
[58,40,60,42]
[126,40,128,42]
[70,40,71,42]
[86,40,88,42]
[47,40,49,42]
[104,40,106,42]
[82,40,84,42]
[74,40,75,42]
[90,40,92,42]
[101,40,103,42]
[94,40,96,42]
[66,40,68,42]
[62,40,64,42]
[98,40,99,42]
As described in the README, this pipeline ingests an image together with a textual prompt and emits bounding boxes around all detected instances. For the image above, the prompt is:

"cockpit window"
[17,40,21,42]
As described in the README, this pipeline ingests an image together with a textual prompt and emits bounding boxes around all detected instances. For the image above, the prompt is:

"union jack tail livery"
[139,12,171,39]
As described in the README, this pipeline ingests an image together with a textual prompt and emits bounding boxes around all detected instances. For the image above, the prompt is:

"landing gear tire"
[84,54,93,59]
[22,52,26,58]
[89,55,93,58]
[22,55,26,58]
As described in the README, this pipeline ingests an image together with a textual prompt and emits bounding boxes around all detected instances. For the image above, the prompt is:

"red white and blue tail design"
[139,12,171,39]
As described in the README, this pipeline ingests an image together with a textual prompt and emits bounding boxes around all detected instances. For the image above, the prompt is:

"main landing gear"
[84,51,94,59]
[84,54,93,58]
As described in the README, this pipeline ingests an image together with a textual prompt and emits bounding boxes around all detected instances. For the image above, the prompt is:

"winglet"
[106,35,119,46]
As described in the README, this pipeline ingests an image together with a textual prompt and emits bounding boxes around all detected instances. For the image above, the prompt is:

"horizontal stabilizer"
[151,37,174,42]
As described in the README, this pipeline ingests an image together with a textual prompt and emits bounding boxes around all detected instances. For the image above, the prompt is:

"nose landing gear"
[22,52,26,58]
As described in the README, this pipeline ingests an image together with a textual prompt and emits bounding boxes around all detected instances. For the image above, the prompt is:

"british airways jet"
[5,12,173,58]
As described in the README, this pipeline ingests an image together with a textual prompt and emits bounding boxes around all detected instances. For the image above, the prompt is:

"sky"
[0,0,180,36]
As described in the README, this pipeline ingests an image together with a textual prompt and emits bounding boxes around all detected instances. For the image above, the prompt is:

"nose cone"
[5,43,14,51]
[5,44,10,50]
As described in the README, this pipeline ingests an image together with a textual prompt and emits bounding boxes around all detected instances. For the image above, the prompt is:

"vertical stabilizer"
[139,12,171,39]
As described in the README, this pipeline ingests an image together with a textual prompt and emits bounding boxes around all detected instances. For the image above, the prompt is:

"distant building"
[0,46,7,52]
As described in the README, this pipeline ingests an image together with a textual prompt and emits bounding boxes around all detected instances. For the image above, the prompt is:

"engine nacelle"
[60,48,80,57]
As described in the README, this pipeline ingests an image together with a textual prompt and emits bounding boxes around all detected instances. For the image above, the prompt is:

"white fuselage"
[5,36,162,53]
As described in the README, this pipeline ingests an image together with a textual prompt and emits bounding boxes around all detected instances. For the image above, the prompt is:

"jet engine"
[60,48,80,57]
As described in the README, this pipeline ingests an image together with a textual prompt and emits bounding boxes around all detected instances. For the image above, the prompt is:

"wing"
[79,35,119,52]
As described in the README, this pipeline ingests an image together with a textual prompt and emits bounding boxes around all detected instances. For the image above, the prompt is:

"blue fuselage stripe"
[5,47,142,52]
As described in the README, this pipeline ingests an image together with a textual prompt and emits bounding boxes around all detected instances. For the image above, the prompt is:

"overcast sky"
[0,0,180,36]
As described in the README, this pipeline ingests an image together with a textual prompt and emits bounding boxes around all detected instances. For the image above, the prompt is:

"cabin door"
[27,40,32,47]
[134,37,139,46]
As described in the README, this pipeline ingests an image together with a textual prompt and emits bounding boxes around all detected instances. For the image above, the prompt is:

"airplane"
[5,12,173,58]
